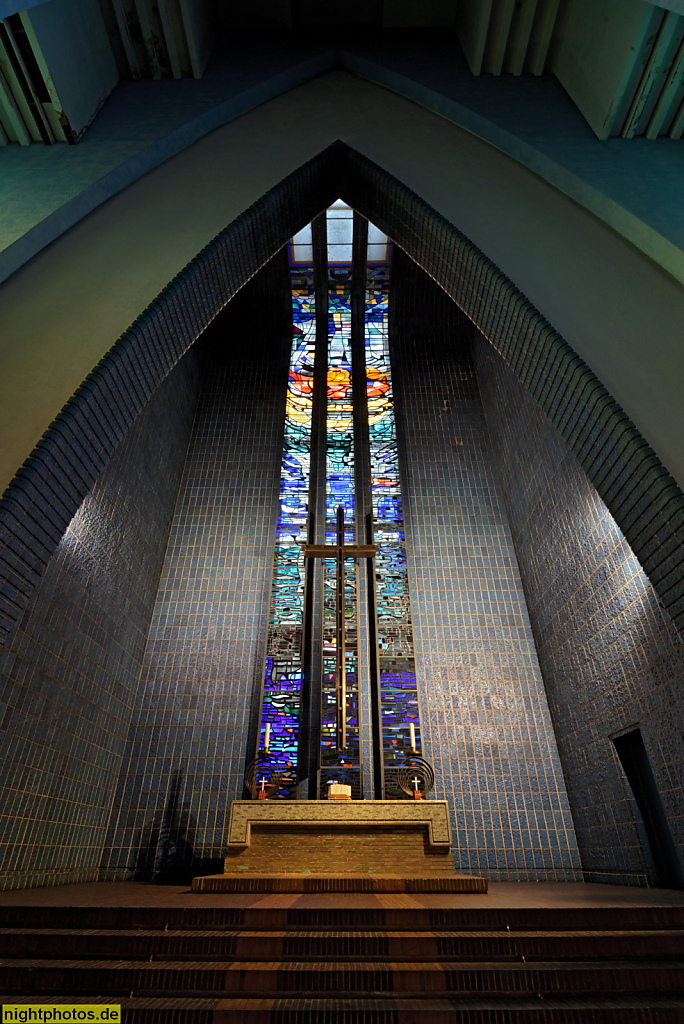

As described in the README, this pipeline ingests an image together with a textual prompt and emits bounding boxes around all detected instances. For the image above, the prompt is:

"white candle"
[409,722,416,751]
[264,722,271,750]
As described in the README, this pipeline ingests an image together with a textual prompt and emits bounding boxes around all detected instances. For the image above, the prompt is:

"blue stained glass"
[260,213,419,799]
[259,267,315,781]
[320,265,360,783]
[365,264,421,776]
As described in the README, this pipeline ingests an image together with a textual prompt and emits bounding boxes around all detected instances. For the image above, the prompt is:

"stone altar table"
[191,800,487,893]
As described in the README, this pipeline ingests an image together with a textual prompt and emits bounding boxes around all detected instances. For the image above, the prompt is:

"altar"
[191,799,487,893]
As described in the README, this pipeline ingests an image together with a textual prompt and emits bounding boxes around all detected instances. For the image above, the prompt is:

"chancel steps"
[1,901,684,1021]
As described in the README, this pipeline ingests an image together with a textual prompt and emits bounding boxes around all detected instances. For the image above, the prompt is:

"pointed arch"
[1,141,683,646]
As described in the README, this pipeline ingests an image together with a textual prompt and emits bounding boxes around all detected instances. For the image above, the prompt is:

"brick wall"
[390,251,582,881]
[475,333,684,885]
[223,828,453,876]
[0,352,199,889]
[101,257,292,881]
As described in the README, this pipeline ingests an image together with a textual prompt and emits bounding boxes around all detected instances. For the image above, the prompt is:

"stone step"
[2,904,683,933]
[191,874,487,894]
[5,994,684,1023]
[2,927,684,962]
[2,957,683,997]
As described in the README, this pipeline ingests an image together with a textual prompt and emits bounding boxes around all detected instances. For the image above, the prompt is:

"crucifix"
[303,505,377,750]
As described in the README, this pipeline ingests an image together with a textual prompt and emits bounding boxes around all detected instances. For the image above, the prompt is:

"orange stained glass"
[366,367,390,397]
[327,367,352,399]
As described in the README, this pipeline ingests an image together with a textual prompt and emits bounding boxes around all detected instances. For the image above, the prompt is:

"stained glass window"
[259,205,420,798]
[367,222,390,264]
[320,264,359,784]
[259,265,315,785]
[365,264,419,785]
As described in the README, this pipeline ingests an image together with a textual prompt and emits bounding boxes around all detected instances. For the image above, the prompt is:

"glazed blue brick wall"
[101,260,291,879]
[0,351,200,890]
[475,333,684,886]
[390,252,582,881]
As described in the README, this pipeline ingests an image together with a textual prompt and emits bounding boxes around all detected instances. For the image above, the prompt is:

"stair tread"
[7,994,684,1009]
[4,957,684,970]
[4,908,684,932]
[4,928,684,938]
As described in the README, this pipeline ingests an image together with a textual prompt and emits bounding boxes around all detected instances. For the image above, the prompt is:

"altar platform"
[1,877,683,913]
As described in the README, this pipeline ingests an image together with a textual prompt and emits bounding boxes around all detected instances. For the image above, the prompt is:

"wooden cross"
[303,506,377,750]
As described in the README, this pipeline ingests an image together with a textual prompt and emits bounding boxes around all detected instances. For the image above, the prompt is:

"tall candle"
[264,722,271,750]
[409,722,416,751]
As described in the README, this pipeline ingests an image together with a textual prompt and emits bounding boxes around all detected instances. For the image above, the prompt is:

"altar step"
[1,903,684,1021]
[191,873,486,894]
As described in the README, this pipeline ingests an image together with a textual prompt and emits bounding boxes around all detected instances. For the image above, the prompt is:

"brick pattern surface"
[101,259,292,881]
[389,252,580,881]
[222,829,454,876]
[474,335,684,886]
[0,354,200,891]
[1,144,683,898]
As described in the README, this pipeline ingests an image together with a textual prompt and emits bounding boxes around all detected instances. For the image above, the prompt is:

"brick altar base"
[191,799,487,894]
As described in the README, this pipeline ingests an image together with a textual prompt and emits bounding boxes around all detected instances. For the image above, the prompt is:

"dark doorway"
[613,728,683,889]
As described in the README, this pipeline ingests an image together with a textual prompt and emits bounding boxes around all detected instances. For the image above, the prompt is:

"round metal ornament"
[244,757,282,800]
[396,755,435,798]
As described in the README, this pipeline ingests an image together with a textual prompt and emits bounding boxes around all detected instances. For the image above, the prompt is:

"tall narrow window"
[259,266,315,784]
[365,263,419,789]
[257,204,422,798]
[321,246,359,784]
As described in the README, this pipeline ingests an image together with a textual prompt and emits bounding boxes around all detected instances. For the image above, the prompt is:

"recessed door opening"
[613,728,683,889]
